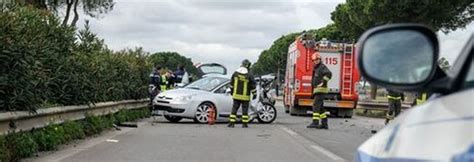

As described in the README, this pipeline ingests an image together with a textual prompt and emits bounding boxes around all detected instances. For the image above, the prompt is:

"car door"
[212,82,234,118]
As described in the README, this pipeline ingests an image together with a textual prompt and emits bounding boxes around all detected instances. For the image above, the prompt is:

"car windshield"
[185,77,229,91]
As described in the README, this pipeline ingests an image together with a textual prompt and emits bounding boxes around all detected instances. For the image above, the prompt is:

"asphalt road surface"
[27,101,385,162]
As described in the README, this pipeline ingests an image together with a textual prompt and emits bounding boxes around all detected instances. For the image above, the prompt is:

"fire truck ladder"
[342,44,353,97]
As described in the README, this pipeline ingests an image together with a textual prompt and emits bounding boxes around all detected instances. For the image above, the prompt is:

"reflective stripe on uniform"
[320,113,327,119]
[313,87,329,94]
[232,75,251,101]
[229,114,236,122]
[387,95,401,100]
[312,113,320,120]
[416,93,427,105]
[233,94,250,101]
[323,76,330,81]
[243,79,248,97]
[242,115,249,123]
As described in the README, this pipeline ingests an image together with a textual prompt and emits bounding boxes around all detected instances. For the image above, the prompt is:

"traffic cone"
[208,105,216,125]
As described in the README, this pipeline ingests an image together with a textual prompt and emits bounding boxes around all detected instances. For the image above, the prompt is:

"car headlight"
[174,95,193,102]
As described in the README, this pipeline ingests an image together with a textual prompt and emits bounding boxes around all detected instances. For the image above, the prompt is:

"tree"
[331,0,473,99]
[14,0,115,27]
[148,52,199,78]
[251,33,298,77]
[331,0,474,40]
[251,23,347,78]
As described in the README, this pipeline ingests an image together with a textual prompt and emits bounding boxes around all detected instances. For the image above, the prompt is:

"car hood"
[356,89,474,161]
[157,88,210,99]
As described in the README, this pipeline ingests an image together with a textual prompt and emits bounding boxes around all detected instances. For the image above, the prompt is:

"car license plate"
[152,110,162,116]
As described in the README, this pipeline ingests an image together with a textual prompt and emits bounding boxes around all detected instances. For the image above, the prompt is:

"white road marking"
[281,126,298,136]
[310,145,345,161]
[106,139,119,143]
[279,126,345,161]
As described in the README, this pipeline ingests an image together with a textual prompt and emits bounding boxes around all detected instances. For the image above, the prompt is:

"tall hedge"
[0,6,151,112]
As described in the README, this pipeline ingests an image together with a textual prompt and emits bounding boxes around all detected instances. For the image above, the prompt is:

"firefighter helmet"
[242,59,251,68]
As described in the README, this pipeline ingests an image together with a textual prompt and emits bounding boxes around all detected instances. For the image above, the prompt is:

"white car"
[153,75,277,124]
[354,24,473,161]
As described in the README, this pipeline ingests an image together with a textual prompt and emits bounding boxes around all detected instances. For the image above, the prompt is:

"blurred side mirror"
[357,24,439,91]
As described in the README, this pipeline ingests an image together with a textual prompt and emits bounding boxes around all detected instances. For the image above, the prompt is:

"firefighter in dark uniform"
[149,65,162,105]
[227,59,256,128]
[386,89,404,125]
[307,52,332,129]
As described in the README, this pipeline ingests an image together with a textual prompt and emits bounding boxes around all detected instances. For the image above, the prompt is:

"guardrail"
[357,100,412,111]
[0,99,149,135]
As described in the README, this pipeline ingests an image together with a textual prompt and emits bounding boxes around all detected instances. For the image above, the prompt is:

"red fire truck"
[283,37,360,117]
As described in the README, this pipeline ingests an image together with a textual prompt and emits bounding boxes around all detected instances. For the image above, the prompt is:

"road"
[26,101,385,162]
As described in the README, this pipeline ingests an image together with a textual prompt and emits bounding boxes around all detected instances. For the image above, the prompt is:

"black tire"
[164,115,183,123]
[193,102,216,123]
[257,102,277,123]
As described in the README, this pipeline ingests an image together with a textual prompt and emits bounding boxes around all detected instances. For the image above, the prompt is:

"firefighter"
[307,52,332,129]
[414,92,428,106]
[385,89,404,125]
[149,65,162,105]
[227,59,256,128]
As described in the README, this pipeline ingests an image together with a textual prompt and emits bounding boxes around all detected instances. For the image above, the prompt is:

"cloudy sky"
[75,0,473,72]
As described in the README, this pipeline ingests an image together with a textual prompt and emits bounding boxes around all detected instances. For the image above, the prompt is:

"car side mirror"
[357,24,439,91]
[225,88,231,94]
[176,83,185,88]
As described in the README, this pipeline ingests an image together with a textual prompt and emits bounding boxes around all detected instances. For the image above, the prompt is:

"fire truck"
[283,37,360,117]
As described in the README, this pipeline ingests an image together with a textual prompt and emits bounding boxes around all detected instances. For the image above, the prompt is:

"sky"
[74,0,473,72]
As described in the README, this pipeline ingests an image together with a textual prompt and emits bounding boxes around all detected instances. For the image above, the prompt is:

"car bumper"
[153,100,198,118]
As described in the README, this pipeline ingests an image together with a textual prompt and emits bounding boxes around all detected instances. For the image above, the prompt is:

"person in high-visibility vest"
[227,59,256,128]
[385,89,404,125]
[160,71,169,92]
[307,52,332,129]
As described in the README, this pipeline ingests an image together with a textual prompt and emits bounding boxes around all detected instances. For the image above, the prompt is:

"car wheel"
[257,102,277,123]
[194,102,215,124]
[164,115,183,123]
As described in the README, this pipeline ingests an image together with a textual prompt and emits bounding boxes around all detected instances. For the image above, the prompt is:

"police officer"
[228,59,256,128]
[149,65,162,105]
[173,65,186,84]
[386,89,404,125]
[307,52,332,129]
